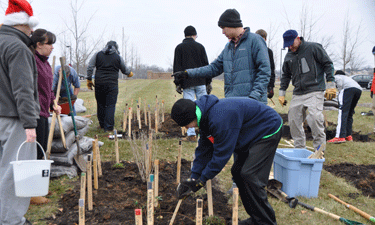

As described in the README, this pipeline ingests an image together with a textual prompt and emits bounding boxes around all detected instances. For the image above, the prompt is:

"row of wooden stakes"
[122,96,165,136]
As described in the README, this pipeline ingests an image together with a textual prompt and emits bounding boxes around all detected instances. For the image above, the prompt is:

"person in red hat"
[0,0,39,224]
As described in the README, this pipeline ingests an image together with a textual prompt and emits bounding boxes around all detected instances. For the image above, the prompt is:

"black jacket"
[173,38,211,88]
[268,48,275,89]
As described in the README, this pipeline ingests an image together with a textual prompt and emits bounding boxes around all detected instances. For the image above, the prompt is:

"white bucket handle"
[16,141,46,162]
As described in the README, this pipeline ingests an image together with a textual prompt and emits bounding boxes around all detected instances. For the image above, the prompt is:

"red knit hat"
[3,0,38,28]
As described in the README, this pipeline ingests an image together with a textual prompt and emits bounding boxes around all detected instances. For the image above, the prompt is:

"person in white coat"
[328,70,362,143]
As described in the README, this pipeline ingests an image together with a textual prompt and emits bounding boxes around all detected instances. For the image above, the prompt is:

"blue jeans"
[95,84,118,131]
[183,85,207,136]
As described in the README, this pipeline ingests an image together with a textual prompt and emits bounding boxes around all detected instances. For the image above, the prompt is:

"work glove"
[324,82,337,100]
[87,80,94,90]
[176,85,183,94]
[278,96,287,106]
[267,87,274,99]
[371,92,373,99]
[206,84,212,95]
[177,178,205,199]
[128,71,134,77]
[172,71,188,86]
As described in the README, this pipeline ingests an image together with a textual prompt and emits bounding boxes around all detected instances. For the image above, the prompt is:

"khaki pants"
[288,91,325,149]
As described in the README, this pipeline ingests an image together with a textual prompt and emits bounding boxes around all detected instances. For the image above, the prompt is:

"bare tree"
[62,0,103,75]
[338,13,365,73]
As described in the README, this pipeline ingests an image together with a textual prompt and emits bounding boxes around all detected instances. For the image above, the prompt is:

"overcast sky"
[1,0,374,72]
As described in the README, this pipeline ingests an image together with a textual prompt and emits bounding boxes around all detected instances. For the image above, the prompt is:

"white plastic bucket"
[10,141,54,197]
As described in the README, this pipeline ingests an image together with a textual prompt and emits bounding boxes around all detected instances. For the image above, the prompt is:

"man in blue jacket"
[172,9,271,104]
[172,95,282,225]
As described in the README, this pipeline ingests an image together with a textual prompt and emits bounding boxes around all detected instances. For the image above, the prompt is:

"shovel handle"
[328,193,375,222]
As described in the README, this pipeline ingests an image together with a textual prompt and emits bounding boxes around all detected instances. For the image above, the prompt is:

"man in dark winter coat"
[173,25,211,142]
[255,29,276,99]
[0,0,40,224]
[172,95,282,225]
[87,41,133,132]
[279,29,336,150]
[172,9,271,104]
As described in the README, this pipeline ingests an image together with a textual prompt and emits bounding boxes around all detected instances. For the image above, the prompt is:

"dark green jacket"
[280,37,334,95]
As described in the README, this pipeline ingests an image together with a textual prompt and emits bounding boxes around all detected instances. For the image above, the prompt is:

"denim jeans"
[95,84,118,131]
[183,85,207,136]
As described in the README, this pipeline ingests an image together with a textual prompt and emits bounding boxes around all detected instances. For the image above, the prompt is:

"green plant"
[203,215,225,225]
[112,163,124,169]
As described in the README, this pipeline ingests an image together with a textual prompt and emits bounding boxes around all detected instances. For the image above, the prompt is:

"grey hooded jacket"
[0,25,40,128]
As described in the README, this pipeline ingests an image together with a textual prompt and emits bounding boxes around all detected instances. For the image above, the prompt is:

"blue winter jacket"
[191,95,282,182]
[186,28,271,104]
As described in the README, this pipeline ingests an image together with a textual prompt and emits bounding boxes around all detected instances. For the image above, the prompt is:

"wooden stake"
[92,140,98,190]
[146,144,150,179]
[128,107,132,138]
[95,136,102,176]
[176,140,182,184]
[207,180,213,216]
[161,100,165,123]
[154,159,159,208]
[123,103,128,133]
[144,99,147,126]
[169,199,182,225]
[232,188,239,225]
[114,129,119,164]
[148,131,153,175]
[135,209,143,225]
[154,108,158,133]
[148,105,151,129]
[196,199,203,225]
[80,172,86,200]
[79,198,85,225]
[87,155,93,211]
[147,182,154,225]
[137,104,141,129]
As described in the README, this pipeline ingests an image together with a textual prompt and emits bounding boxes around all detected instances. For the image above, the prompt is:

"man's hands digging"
[176,178,205,199]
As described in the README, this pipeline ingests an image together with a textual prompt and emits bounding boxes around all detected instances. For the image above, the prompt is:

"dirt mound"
[324,163,375,198]
[45,160,233,224]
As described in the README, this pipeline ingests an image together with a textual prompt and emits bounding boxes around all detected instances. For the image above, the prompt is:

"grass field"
[26,79,375,225]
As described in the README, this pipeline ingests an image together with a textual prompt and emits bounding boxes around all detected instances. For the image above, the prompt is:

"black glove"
[267,87,274,99]
[176,178,205,199]
[176,85,183,94]
[206,84,212,95]
[371,92,373,99]
[172,71,188,86]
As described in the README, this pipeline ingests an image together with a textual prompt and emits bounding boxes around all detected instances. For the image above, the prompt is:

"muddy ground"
[45,113,375,224]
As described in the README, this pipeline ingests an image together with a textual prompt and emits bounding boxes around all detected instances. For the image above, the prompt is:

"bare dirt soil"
[44,113,375,224]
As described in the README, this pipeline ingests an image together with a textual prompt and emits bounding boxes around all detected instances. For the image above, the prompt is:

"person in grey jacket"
[279,29,336,150]
[0,0,39,224]
[172,9,271,104]
[87,41,133,132]
[328,70,362,143]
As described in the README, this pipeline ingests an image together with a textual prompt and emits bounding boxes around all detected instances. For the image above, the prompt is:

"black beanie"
[335,70,346,75]
[171,99,197,126]
[184,25,197,37]
[218,9,243,28]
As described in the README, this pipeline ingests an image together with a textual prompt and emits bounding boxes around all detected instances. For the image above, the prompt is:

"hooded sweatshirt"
[87,43,130,85]
[191,95,282,182]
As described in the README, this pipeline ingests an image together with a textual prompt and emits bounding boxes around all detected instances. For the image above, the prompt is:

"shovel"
[267,179,364,225]
[60,57,86,172]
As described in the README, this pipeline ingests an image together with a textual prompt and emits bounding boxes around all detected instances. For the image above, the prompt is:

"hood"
[195,95,219,117]
[101,41,119,55]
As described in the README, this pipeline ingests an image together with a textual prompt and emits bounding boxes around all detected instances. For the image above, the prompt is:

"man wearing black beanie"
[172,9,270,104]
[172,95,282,225]
[173,25,211,142]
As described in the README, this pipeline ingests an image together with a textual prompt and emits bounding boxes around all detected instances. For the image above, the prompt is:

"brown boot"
[30,196,50,205]
[181,135,196,142]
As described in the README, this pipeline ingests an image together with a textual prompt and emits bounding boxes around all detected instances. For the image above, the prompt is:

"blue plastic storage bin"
[273,148,325,198]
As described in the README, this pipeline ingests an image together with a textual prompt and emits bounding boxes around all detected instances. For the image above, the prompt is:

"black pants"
[95,84,119,131]
[36,116,49,159]
[232,129,282,225]
[337,88,362,138]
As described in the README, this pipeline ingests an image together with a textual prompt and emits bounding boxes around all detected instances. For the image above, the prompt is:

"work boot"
[327,137,346,144]
[30,196,50,205]
[181,135,196,142]
[226,182,237,195]
[238,218,255,225]
[345,135,353,142]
